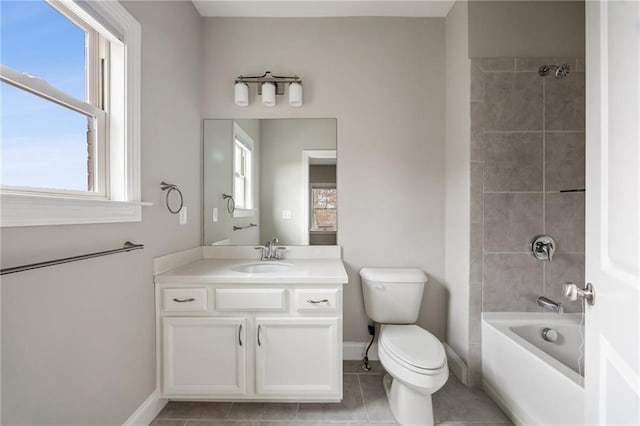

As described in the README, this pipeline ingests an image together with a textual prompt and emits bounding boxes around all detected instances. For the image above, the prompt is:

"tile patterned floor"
[152,361,512,426]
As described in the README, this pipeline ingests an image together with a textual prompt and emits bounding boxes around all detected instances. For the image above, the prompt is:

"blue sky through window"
[1,0,91,191]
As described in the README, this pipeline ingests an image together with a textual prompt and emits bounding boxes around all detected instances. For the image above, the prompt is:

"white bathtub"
[482,312,585,425]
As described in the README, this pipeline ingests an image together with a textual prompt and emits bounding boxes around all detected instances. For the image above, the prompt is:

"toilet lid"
[380,325,446,371]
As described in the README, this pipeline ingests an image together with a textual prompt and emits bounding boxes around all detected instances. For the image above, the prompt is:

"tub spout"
[536,296,564,313]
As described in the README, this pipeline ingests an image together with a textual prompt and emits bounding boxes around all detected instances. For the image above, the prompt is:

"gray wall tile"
[545,253,585,313]
[483,254,543,312]
[471,162,484,224]
[470,222,483,283]
[545,72,585,131]
[472,57,515,72]
[467,343,483,388]
[515,57,576,72]
[484,193,543,252]
[471,102,485,161]
[474,56,584,326]
[545,192,585,253]
[471,63,485,102]
[484,133,543,191]
[484,72,542,131]
[545,133,585,191]
[469,283,482,344]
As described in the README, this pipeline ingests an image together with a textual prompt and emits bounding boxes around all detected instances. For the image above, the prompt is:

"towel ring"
[222,193,235,214]
[161,182,184,214]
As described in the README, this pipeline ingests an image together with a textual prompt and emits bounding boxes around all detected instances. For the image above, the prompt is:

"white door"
[255,317,341,397]
[163,317,246,396]
[585,1,640,424]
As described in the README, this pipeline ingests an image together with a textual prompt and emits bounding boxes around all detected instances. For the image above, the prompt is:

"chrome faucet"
[255,237,285,261]
[537,296,564,313]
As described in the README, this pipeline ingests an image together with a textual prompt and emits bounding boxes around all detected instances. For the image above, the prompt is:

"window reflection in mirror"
[232,122,254,216]
[203,118,337,246]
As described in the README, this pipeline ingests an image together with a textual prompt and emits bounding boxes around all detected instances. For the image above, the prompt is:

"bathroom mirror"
[203,118,337,246]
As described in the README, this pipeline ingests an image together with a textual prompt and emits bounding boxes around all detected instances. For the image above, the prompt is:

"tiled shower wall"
[467,57,585,384]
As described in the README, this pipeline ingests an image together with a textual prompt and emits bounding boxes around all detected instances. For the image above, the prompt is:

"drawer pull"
[172,297,195,303]
[257,324,262,346]
[306,299,329,304]
[239,324,243,346]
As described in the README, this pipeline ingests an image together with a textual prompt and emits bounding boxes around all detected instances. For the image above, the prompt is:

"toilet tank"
[360,267,427,324]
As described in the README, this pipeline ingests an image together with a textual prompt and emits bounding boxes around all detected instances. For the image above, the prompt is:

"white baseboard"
[443,343,468,385]
[343,341,378,361]
[122,389,167,426]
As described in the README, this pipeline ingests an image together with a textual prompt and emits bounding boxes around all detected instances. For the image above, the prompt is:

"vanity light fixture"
[289,81,303,107]
[261,81,276,106]
[234,82,249,107]
[234,71,303,107]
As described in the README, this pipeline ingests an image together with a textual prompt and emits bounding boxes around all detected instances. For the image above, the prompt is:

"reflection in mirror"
[203,119,337,246]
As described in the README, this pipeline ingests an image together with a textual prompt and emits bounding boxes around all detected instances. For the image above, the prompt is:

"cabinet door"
[163,317,246,395]
[255,317,340,396]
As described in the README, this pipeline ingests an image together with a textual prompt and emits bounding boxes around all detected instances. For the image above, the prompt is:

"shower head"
[538,63,572,79]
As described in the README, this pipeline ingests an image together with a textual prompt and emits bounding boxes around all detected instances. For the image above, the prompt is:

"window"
[0,0,142,227]
[232,122,254,217]
[310,185,337,232]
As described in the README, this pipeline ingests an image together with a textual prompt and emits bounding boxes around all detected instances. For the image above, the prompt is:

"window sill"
[233,208,255,218]
[0,192,152,227]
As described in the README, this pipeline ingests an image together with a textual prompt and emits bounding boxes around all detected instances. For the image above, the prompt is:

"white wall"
[260,119,336,245]
[445,0,471,365]
[468,0,585,57]
[201,17,447,342]
[0,1,201,424]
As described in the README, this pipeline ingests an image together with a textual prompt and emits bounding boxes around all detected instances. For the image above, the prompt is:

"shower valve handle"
[563,282,596,306]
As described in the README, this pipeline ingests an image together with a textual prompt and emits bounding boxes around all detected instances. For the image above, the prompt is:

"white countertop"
[155,258,349,285]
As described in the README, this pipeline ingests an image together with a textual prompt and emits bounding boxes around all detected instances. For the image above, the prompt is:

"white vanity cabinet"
[157,284,343,402]
[255,316,340,396]
[163,316,246,395]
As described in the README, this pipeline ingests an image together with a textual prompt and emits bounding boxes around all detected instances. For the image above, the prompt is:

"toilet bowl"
[360,267,449,426]
[378,324,448,426]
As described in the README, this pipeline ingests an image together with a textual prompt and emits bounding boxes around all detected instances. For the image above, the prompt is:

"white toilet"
[360,267,448,426]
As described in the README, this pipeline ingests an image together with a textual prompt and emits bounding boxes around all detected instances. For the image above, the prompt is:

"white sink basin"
[232,262,293,273]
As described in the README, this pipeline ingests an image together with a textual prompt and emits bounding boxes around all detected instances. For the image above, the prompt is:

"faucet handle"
[563,282,578,301]
[255,246,267,260]
[563,282,596,305]
[274,246,286,260]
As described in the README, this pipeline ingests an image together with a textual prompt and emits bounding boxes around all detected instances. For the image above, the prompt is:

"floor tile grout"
[355,372,370,423]
[155,366,512,425]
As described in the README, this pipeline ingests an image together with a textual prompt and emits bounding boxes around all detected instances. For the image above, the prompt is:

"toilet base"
[383,374,434,426]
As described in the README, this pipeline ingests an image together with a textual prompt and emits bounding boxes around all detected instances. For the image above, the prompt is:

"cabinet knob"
[172,297,195,303]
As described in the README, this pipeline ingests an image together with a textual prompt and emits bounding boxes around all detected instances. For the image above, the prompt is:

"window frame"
[232,122,255,218]
[309,183,337,233]
[0,0,143,227]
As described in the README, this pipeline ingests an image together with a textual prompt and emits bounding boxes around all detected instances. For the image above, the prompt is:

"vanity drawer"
[163,288,208,312]
[294,289,340,313]
[215,289,286,311]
